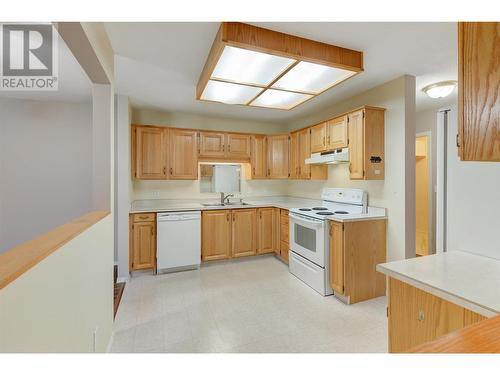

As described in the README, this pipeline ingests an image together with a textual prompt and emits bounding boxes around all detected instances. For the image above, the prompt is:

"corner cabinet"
[348,107,385,180]
[458,22,500,161]
[130,213,156,271]
[388,277,487,353]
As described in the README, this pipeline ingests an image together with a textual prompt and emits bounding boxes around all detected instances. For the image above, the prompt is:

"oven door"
[289,212,325,267]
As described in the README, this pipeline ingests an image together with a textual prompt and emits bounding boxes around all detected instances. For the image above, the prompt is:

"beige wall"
[131,109,289,201]
[285,76,416,261]
[0,215,114,352]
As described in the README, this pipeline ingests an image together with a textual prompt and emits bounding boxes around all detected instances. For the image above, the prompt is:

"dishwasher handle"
[157,211,201,221]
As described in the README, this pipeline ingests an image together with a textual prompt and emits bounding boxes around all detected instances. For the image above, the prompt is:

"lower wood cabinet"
[257,207,275,254]
[201,210,231,261]
[388,277,487,353]
[329,219,386,304]
[129,213,156,271]
[232,209,257,257]
[278,209,289,262]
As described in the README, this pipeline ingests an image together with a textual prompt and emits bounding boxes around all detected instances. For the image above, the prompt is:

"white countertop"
[377,251,500,317]
[130,196,387,223]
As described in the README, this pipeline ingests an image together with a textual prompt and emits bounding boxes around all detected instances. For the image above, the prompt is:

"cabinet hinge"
[347,117,349,124]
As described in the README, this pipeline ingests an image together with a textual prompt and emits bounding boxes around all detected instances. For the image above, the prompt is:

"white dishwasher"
[156,211,201,274]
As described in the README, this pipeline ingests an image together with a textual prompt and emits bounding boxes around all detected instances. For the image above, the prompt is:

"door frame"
[416,131,434,255]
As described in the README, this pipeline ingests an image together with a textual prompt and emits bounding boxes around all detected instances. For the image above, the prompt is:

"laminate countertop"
[377,250,500,318]
[130,196,387,223]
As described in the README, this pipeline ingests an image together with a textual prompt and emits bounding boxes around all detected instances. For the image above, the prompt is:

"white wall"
[0,215,113,352]
[0,97,93,253]
[444,106,500,259]
[285,76,416,261]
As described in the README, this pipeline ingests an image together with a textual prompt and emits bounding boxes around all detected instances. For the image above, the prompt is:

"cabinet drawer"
[133,213,156,222]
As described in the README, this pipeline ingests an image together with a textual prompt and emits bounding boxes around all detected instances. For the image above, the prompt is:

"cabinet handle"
[170,167,173,175]
[327,135,330,145]
[268,168,271,176]
[298,167,301,175]
[349,163,352,173]
[163,167,166,175]
[253,167,255,175]
[226,213,229,221]
[232,214,235,222]
[151,227,153,236]
[418,310,425,322]
[222,145,225,152]
[456,133,460,148]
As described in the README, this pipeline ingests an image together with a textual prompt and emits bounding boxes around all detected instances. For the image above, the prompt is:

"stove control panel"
[321,188,367,206]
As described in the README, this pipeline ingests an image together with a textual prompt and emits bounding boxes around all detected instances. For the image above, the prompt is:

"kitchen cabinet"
[169,129,198,179]
[266,134,289,179]
[226,133,251,159]
[257,207,276,254]
[388,277,487,353]
[329,219,386,304]
[347,107,385,180]
[199,132,226,158]
[130,213,156,271]
[201,210,232,261]
[458,22,500,161]
[278,209,289,262]
[199,131,251,160]
[289,132,300,179]
[327,115,348,149]
[250,135,267,179]
[133,126,168,179]
[232,208,257,257]
[289,129,328,180]
[310,122,327,153]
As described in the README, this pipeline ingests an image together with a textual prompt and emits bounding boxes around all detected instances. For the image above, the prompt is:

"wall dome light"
[422,80,457,99]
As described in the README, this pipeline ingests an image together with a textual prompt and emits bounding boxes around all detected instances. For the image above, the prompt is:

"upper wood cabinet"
[257,207,275,254]
[458,22,500,161]
[201,210,232,261]
[348,107,385,180]
[226,133,251,159]
[134,126,168,179]
[388,277,487,353]
[298,128,311,179]
[199,132,226,158]
[130,213,156,271]
[231,209,257,257]
[289,132,300,179]
[289,128,327,180]
[327,115,348,149]
[169,129,198,179]
[267,134,289,179]
[310,122,327,153]
[250,135,267,179]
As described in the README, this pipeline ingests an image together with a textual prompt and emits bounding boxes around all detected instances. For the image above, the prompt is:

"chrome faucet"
[220,192,234,205]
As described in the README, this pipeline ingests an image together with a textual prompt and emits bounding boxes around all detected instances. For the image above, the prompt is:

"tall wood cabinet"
[250,135,267,179]
[347,107,385,180]
[130,213,156,271]
[458,22,500,161]
[267,135,289,179]
[169,129,198,179]
[201,210,232,261]
[388,278,487,352]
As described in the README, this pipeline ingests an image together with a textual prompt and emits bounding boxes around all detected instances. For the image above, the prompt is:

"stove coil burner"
[316,212,334,216]
[299,208,312,211]
[334,211,349,214]
[312,207,328,211]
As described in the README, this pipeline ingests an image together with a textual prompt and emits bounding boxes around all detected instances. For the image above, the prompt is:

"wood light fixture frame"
[196,22,364,110]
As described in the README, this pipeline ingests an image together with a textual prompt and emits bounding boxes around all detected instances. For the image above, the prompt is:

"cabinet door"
[458,22,500,161]
[310,122,327,153]
[327,115,348,149]
[232,209,257,257]
[289,132,300,179]
[298,128,311,178]
[199,132,226,158]
[257,208,274,254]
[273,208,281,255]
[388,278,466,353]
[132,221,156,270]
[134,126,167,179]
[267,135,289,179]
[202,210,231,261]
[279,209,289,261]
[250,135,267,179]
[226,133,251,159]
[348,110,365,179]
[169,129,198,179]
[329,221,344,295]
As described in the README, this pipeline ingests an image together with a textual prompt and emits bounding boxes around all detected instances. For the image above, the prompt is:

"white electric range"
[288,188,367,296]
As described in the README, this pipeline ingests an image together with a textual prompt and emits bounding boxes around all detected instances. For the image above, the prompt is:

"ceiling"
[0,28,92,103]
[105,22,458,123]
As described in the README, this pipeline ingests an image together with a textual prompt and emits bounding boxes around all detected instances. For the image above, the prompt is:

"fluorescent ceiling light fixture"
[422,80,457,98]
[250,89,313,110]
[212,46,296,86]
[272,61,357,94]
[197,23,363,110]
[201,80,262,105]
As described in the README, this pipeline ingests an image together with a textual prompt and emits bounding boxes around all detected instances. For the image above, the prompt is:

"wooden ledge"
[411,315,500,353]
[0,211,110,290]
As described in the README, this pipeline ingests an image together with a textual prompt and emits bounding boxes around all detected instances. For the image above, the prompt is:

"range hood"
[305,148,349,165]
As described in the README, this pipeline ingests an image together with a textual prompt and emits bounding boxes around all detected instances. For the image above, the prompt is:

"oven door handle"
[289,212,323,226]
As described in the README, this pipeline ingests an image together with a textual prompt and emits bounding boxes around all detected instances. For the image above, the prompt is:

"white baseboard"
[116,276,130,283]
